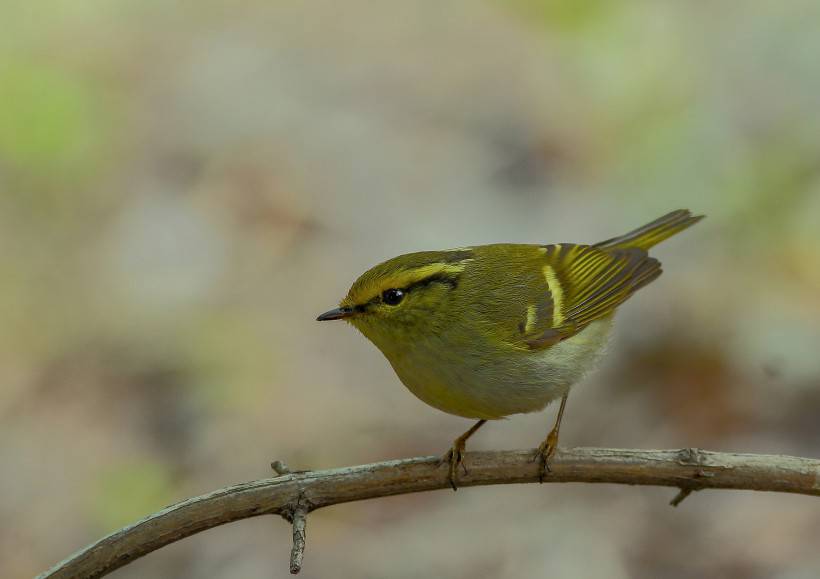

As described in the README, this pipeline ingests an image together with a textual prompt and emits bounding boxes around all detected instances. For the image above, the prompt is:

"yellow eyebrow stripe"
[348,262,468,306]
[543,265,564,326]
[388,262,468,288]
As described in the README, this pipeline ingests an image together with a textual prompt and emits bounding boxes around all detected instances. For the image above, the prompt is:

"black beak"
[316,307,355,321]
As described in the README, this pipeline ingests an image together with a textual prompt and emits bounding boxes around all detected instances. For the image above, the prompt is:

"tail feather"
[594,209,704,251]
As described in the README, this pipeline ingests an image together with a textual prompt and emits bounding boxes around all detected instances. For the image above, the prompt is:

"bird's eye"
[381,288,405,306]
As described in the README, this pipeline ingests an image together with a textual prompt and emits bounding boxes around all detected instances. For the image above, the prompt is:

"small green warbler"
[318,210,703,489]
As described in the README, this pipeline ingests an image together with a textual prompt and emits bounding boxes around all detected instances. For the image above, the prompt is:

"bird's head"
[317,249,474,349]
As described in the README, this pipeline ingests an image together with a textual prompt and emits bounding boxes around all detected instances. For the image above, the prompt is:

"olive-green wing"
[520,244,661,349]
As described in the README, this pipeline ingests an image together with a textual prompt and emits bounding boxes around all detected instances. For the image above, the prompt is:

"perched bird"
[317,210,703,489]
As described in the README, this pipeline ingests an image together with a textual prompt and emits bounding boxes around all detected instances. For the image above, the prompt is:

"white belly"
[389,318,614,420]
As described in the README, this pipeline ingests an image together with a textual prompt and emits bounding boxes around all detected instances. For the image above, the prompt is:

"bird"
[317,209,704,489]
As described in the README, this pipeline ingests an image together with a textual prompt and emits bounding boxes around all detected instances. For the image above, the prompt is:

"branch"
[38,447,820,578]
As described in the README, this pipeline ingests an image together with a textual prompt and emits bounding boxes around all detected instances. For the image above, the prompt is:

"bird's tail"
[594,209,704,251]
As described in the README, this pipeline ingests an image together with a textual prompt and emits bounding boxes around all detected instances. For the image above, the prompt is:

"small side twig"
[273,461,309,573]
[273,460,309,572]
[271,460,292,476]
[669,447,714,507]
[288,506,308,574]
[669,487,695,507]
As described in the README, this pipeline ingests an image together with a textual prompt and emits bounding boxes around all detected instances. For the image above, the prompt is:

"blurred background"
[2,1,820,578]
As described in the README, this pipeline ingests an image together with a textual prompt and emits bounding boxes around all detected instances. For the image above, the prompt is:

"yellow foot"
[531,428,559,483]
[437,441,469,491]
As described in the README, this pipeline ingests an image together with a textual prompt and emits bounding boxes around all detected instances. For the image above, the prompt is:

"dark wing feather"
[523,244,661,349]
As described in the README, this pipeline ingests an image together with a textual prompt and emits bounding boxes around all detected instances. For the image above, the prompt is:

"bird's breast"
[384,318,614,420]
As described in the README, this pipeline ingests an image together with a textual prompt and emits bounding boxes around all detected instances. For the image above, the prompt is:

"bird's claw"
[531,429,559,483]
[438,443,468,490]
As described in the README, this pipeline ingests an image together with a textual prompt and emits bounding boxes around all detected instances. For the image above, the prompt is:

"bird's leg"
[532,393,569,482]
[438,419,487,491]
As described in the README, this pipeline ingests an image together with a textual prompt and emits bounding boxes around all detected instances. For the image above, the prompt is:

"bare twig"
[271,460,292,476]
[669,487,695,507]
[37,447,820,579]
[669,447,711,507]
[288,505,308,574]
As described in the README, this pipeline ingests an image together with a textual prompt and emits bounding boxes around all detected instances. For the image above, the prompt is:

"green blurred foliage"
[0,62,105,174]
[93,460,175,532]
[503,0,619,33]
